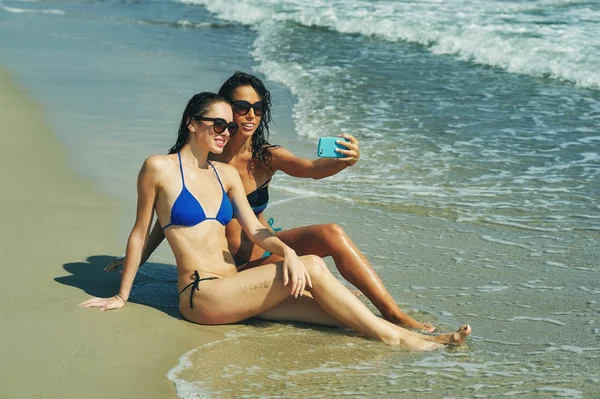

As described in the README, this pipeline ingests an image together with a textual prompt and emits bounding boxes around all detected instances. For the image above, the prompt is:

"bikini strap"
[256,178,272,191]
[207,161,226,192]
[179,270,218,309]
[177,151,186,187]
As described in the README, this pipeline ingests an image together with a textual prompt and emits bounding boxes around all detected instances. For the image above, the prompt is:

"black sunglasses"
[232,100,264,117]
[194,116,238,135]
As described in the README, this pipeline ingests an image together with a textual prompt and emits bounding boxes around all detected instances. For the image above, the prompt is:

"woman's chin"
[211,144,225,153]
[238,127,256,138]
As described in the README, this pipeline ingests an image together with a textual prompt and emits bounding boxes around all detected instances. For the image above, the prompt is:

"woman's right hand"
[104,256,125,272]
[80,295,126,311]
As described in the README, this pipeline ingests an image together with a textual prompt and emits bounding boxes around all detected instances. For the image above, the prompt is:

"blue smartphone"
[317,137,349,158]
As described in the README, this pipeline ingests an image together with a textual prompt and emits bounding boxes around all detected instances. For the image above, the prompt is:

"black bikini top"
[246,179,271,215]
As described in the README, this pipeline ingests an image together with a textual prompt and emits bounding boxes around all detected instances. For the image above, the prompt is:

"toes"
[459,324,472,336]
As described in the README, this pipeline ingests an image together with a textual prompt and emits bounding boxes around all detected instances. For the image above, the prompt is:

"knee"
[303,254,330,278]
[320,223,347,241]
[311,224,348,253]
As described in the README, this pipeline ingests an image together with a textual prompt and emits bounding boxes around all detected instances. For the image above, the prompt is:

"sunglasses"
[232,100,264,117]
[194,116,238,135]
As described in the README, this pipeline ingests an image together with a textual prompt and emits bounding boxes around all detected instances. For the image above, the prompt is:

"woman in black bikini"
[83,91,471,348]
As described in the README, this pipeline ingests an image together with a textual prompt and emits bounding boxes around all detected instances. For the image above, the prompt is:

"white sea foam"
[177,0,600,234]
[167,345,218,399]
[482,218,560,232]
[182,0,600,90]
[521,280,564,291]
[545,261,568,268]
[481,235,531,250]
[2,5,65,14]
[477,285,509,293]
[507,316,565,326]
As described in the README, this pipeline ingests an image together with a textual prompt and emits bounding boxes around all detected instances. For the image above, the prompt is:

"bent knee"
[318,223,347,240]
[302,254,329,276]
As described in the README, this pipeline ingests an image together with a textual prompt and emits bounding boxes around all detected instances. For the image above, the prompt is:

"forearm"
[118,233,145,300]
[310,158,348,179]
[249,226,296,258]
[273,135,358,179]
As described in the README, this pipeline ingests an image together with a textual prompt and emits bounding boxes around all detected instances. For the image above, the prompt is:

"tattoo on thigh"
[240,280,272,295]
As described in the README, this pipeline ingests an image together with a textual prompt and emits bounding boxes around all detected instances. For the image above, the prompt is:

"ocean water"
[1,0,599,398]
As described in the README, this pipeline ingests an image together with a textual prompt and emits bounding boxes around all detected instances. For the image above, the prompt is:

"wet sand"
[0,68,231,399]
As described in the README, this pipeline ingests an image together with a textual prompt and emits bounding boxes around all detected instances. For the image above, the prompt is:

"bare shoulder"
[142,154,164,167]
[210,161,242,188]
[269,145,291,158]
[140,154,177,182]
[269,145,313,174]
[211,160,239,178]
[267,146,294,169]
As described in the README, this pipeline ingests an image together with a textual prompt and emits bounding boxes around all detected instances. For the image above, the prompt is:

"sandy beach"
[0,68,231,398]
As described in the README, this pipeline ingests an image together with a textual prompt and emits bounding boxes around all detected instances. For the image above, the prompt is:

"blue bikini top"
[162,152,233,231]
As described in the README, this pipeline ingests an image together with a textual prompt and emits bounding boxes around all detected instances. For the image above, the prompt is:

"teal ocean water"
[2,0,599,397]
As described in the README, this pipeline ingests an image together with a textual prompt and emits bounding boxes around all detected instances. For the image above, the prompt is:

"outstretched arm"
[81,157,161,310]
[270,134,360,178]
[104,219,166,272]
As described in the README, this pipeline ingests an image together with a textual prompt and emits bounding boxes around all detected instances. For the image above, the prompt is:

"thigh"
[182,258,306,325]
[276,225,336,258]
[238,224,333,271]
[237,252,282,271]
[257,295,341,327]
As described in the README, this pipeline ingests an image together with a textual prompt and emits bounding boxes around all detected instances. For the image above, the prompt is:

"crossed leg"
[184,255,469,350]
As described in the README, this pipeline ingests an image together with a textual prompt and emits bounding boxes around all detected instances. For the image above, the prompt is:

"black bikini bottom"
[179,270,218,309]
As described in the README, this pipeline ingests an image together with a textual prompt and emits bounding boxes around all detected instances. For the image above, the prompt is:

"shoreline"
[0,68,230,398]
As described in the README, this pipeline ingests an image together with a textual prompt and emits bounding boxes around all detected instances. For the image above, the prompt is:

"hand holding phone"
[317,137,350,158]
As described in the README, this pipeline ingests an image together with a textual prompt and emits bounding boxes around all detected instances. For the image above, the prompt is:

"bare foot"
[414,322,437,333]
[430,324,471,346]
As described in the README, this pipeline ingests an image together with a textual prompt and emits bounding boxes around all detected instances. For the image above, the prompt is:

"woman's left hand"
[337,134,360,166]
[282,250,312,298]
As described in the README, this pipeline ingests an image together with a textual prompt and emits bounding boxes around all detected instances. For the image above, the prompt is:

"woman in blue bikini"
[107,72,435,332]
[83,91,471,348]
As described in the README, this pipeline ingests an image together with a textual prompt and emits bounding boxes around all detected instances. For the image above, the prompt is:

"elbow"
[128,229,147,245]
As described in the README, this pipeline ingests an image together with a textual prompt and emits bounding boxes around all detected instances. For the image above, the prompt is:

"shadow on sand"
[55,255,181,319]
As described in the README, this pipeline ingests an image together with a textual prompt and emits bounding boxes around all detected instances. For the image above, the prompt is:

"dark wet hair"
[168,92,230,154]
[218,71,279,169]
